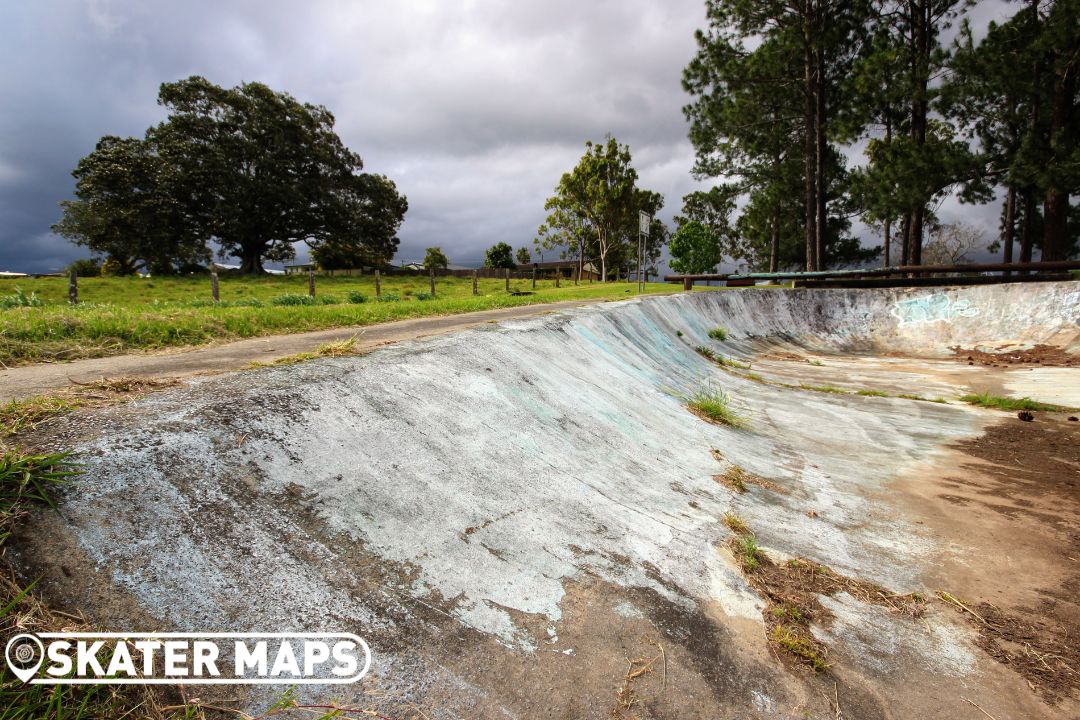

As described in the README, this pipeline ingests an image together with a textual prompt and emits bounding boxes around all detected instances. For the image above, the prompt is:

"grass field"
[0,274,698,365]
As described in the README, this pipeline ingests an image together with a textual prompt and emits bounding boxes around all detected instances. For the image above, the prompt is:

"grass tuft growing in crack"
[707,327,728,341]
[723,512,750,535]
[686,385,746,428]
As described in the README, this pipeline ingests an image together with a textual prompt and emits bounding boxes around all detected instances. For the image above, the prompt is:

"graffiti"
[891,294,980,326]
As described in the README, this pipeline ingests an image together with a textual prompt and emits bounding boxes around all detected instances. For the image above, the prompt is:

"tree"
[52,136,209,274]
[66,258,102,277]
[515,247,531,266]
[669,221,723,275]
[539,137,656,281]
[922,222,984,264]
[58,76,408,274]
[683,0,871,271]
[423,246,449,270]
[484,242,516,269]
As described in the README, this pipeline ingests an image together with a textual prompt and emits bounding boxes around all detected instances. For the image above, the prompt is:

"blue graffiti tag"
[891,294,980,326]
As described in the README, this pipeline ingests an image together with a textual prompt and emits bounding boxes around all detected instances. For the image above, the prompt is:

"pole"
[505,268,510,292]
[472,269,478,296]
[68,270,78,305]
[211,271,219,303]
[308,269,316,298]
[375,269,381,298]
[429,268,436,297]
[531,265,536,290]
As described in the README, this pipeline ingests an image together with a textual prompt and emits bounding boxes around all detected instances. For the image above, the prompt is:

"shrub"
[270,294,317,306]
[708,327,728,341]
[415,292,435,301]
[318,295,340,305]
[377,293,401,302]
[347,290,368,304]
[66,258,101,277]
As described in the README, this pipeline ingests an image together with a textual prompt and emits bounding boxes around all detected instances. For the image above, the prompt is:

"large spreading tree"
[56,76,407,273]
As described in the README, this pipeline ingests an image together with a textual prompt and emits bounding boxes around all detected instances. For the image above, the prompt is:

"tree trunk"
[1042,45,1075,261]
[814,38,827,270]
[907,0,929,267]
[769,202,780,273]
[900,215,911,265]
[1020,190,1036,263]
[1003,186,1016,271]
[884,220,891,267]
[803,24,818,272]
[239,244,265,274]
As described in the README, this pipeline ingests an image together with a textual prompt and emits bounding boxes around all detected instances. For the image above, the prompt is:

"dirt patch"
[952,344,1080,367]
[936,416,1080,703]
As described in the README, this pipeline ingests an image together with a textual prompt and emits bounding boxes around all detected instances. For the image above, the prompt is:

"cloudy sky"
[0,0,1013,273]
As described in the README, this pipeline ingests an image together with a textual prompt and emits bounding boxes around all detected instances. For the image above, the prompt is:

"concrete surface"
[15,282,1080,719]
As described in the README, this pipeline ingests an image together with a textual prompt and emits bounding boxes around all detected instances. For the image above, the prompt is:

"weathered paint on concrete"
[18,282,1080,717]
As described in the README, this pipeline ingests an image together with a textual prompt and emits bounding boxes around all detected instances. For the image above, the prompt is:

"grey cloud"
[0,0,1014,274]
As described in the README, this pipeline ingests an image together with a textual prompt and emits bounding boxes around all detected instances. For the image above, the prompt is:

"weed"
[0,396,77,437]
[675,330,683,337]
[734,535,760,572]
[742,372,766,383]
[805,359,824,367]
[0,288,42,310]
[723,512,750,535]
[270,293,317,306]
[695,345,715,360]
[959,392,1071,412]
[707,327,728,341]
[687,385,746,428]
[317,295,340,305]
[415,291,435,301]
[347,290,368,303]
[898,394,948,403]
[856,389,890,397]
[377,292,402,302]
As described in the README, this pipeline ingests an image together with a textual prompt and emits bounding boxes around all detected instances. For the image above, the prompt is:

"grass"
[723,512,750,535]
[248,337,358,368]
[959,392,1073,412]
[0,396,77,438]
[0,275,697,366]
[716,466,748,493]
[695,346,751,370]
[733,535,761,573]
[769,624,829,672]
[686,385,746,428]
[798,383,848,395]
[855,389,890,397]
[707,327,728,341]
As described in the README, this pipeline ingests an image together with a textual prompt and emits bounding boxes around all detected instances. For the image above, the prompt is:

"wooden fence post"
[429,268,436,297]
[68,270,78,305]
[555,266,561,288]
[211,271,219,302]
[683,277,693,291]
[532,266,536,290]
[375,269,381,298]
[505,268,510,292]
[308,269,316,298]
[472,269,479,296]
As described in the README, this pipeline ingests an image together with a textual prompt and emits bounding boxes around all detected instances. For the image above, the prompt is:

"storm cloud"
[0,0,1012,273]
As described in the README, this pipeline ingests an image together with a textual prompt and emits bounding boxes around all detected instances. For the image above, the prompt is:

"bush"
[270,294,317,306]
[318,296,340,305]
[347,290,368,304]
[708,327,728,341]
[66,258,101,277]
[377,293,401,302]
[0,288,43,310]
[415,291,435,301]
